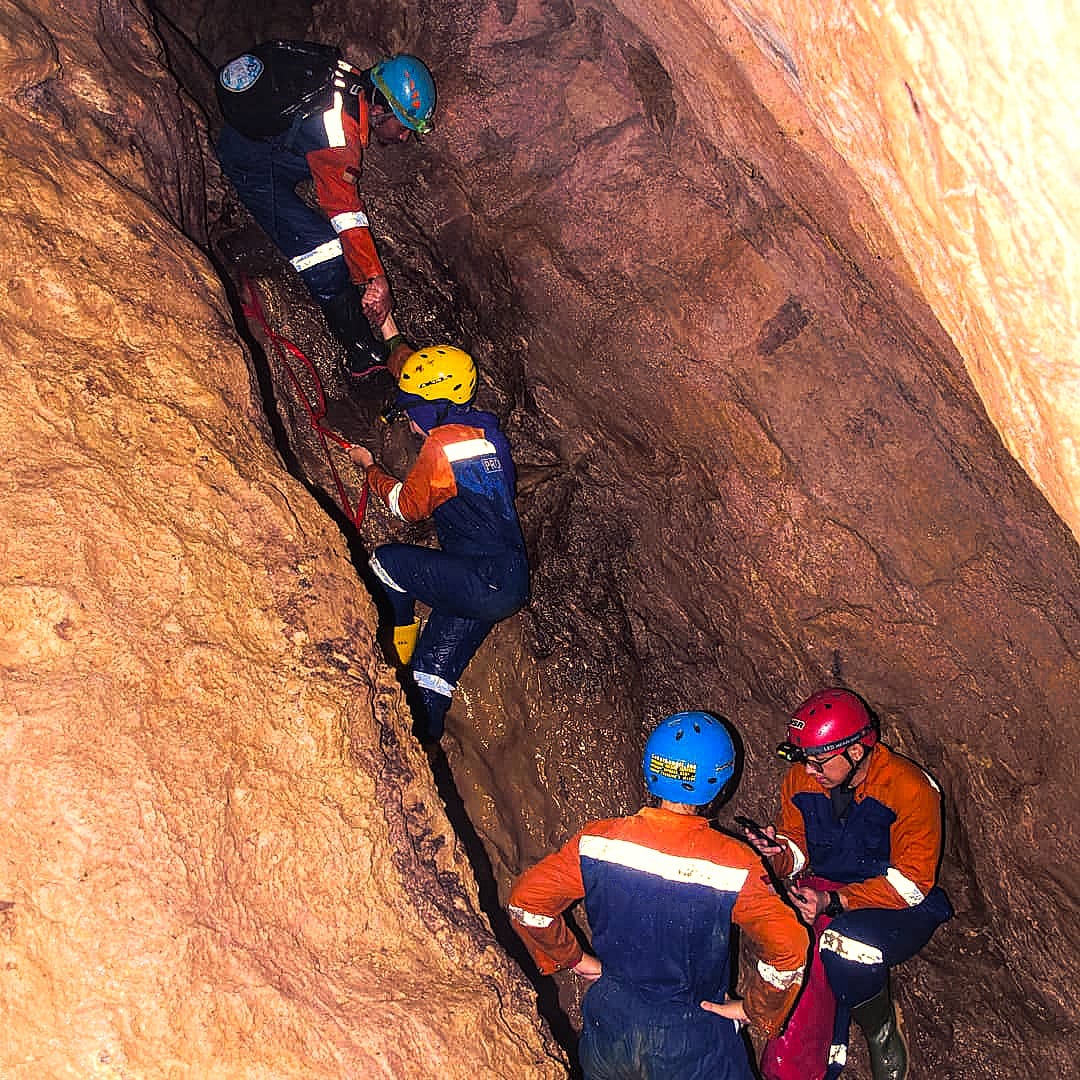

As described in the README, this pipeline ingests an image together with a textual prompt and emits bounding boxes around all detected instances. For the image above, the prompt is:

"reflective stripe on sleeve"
[331,211,370,233]
[507,904,554,929]
[414,669,455,698]
[369,555,406,593]
[578,835,749,893]
[778,833,806,876]
[819,928,884,965]
[290,238,344,273]
[321,90,346,147]
[386,482,406,520]
[757,960,805,990]
[444,438,496,462]
[886,866,926,907]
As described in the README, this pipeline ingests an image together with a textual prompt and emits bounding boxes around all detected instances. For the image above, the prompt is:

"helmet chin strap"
[829,743,871,820]
[837,746,862,788]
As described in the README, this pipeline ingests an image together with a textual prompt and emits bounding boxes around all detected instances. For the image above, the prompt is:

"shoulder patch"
[219,54,264,93]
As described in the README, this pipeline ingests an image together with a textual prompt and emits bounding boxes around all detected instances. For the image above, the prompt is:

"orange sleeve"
[507,833,587,974]
[305,110,384,283]
[366,434,458,523]
[840,765,943,911]
[731,862,808,1036]
[769,766,809,880]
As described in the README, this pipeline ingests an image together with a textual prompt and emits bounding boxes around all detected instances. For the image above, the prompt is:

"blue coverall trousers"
[216,124,349,305]
[579,978,754,1080]
[370,543,528,741]
[820,886,952,1079]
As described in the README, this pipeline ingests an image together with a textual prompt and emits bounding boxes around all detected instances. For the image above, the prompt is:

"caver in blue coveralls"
[762,745,952,1079]
[509,807,807,1080]
[364,400,529,741]
[215,43,390,370]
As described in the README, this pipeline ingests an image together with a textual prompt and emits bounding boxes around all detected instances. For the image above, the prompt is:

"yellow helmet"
[398,345,478,404]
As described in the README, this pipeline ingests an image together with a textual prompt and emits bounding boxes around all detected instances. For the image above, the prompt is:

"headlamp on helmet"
[776,688,877,763]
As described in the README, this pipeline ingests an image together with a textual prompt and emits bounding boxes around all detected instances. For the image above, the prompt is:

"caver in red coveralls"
[215,43,432,373]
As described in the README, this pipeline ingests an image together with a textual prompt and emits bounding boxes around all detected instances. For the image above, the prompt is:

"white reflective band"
[778,834,806,876]
[444,438,496,462]
[886,867,926,907]
[757,960,804,990]
[578,835,749,893]
[386,482,406,521]
[819,929,884,965]
[414,669,454,698]
[321,90,346,147]
[507,904,554,929]
[369,555,406,593]
[828,1044,848,1066]
[331,211,370,233]
[290,238,343,272]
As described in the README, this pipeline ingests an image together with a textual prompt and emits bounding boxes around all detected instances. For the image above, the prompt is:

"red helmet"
[778,688,877,762]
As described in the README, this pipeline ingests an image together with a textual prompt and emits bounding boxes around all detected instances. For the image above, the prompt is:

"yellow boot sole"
[392,619,421,665]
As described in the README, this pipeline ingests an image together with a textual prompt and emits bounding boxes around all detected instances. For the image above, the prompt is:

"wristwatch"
[824,891,844,918]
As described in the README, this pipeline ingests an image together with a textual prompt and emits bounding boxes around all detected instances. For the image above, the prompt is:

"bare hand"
[572,954,602,981]
[386,339,414,379]
[349,445,374,469]
[743,824,784,858]
[788,885,827,924]
[362,275,392,326]
[700,998,749,1024]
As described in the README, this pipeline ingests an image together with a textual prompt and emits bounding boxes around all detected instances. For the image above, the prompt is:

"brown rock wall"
[713,0,1080,542]
[5,0,1078,1076]
[321,1,1079,1073]
[0,2,563,1076]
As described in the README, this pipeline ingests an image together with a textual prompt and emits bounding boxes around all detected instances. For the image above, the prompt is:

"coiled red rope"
[240,275,369,525]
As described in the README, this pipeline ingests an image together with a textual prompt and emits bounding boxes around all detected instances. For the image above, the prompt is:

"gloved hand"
[362,274,392,326]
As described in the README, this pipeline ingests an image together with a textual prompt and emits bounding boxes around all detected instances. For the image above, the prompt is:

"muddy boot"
[851,984,908,1080]
[322,286,387,377]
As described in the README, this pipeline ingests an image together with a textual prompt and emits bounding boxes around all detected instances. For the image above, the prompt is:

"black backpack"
[217,40,357,138]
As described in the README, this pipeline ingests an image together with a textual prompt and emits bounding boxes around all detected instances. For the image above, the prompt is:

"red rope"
[239,275,369,526]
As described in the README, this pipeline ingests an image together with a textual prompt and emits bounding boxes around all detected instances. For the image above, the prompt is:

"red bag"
[760,876,841,1080]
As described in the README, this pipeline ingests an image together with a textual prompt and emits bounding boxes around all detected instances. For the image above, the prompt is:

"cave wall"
[2,0,1078,1077]
[0,2,562,1076]
[720,0,1080,546]
[299,0,1078,1073]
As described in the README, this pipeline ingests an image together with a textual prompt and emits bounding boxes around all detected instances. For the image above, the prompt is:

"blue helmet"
[370,54,436,133]
[643,712,736,804]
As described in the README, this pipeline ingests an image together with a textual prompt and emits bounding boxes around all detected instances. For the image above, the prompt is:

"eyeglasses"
[803,750,846,773]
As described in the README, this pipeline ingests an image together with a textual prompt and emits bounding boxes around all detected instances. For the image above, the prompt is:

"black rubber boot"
[851,983,909,1080]
[322,285,387,376]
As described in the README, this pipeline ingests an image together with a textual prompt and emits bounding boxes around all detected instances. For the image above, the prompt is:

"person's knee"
[370,550,408,593]
[819,927,888,1006]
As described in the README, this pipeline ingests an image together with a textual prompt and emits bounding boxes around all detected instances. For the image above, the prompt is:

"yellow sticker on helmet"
[648,754,697,782]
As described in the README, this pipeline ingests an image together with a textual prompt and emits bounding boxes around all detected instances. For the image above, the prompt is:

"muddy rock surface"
[1,0,1077,1077]
[0,2,562,1077]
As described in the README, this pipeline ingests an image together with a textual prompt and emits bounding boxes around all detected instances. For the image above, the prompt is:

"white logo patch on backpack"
[219,55,264,93]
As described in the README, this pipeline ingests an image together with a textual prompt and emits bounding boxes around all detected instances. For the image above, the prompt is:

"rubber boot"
[322,286,387,376]
[851,984,908,1080]
[392,619,421,665]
